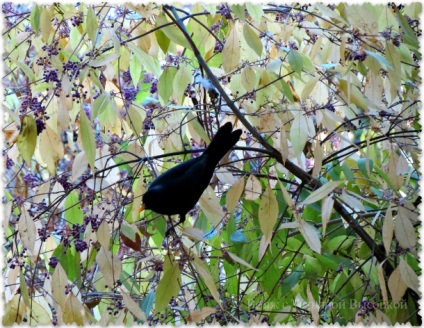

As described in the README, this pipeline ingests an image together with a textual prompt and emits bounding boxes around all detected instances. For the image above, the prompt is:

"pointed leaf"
[388,266,407,303]
[258,184,278,243]
[399,258,419,295]
[226,252,258,271]
[121,289,147,321]
[298,219,321,253]
[226,178,245,212]
[222,22,241,72]
[303,181,342,205]
[155,254,181,312]
[193,254,222,307]
[79,108,96,168]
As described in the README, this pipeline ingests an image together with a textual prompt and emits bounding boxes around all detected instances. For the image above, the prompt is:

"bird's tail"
[204,122,242,164]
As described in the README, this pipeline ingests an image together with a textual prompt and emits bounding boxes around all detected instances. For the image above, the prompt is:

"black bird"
[140,122,242,225]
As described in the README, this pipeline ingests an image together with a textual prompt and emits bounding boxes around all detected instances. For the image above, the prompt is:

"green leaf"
[357,158,373,178]
[364,50,393,70]
[231,4,246,21]
[65,190,83,225]
[79,108,96,168]
[86,7,98,44]
[158,66,177,104]
[243,24,263,57]
[288,50,303,74]
[155,254,181,312]
[128,43,161,76]
[281,266,302,296]
[17,115,37,164]
[30,4,41,34]
[130,54,142,86]
[303,180,343,205]
[246,3,263,23]
[281,79,294,103]
[172,65,192,103]
[156,14,191,49]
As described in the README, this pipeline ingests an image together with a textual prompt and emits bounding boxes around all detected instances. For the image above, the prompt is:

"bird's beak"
[139,204,146,213]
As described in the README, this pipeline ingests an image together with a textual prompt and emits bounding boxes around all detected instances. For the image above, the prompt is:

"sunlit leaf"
[303,181,342,205]
[222,22,241,72]
[244,174,261,201]
[258,184,278,243]
[86,7,98,43]
[17,115,37,164]
[64,190,83,225]
[226,178,245,212]
[96,246,121,287]
[243,24,262,57]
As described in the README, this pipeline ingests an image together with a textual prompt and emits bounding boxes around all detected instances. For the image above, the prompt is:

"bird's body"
[142,122,242,223]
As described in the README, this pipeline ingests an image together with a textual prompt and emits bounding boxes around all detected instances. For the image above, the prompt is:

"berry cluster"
[218,4,232,20]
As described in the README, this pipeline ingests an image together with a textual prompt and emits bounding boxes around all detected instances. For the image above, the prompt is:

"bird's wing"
[148,157,208,191]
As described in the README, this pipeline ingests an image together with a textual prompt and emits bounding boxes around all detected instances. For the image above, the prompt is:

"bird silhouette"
[140,122,242,226]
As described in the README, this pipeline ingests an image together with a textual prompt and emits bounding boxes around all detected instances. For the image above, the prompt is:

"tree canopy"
[2,2,421,325]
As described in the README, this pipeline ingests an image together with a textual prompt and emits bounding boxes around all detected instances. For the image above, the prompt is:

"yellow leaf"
[382,206,394,255]
[3,295,24,325]
[298,219,321,253]
[394,215,416,250]
[399,258,420,295]
[18,204,36,253]
[96,221,111,249]
[188,307,216,323]
[226,251,258,271]
[277,180,295,208]
[258,184,278,243]
[121,289,147,321]
[377,261,389,304]
[173,65,192,103]
[52,263,69,308]
[388,266,407,303]
[62,293,84,325]
[242,24,262,57]
[17,115,37,164]
[279,125,289,164]
[340,190,366,212]
[244,174,261,201]
[226,178,245,212]
[182,227,207,242]
[222,22,241,72]
[192,254,222,308]
[156,254,181,312]
[199,186,225,226]
[96,247,121,287]
[38,125,64,174]
[290,111,309,156]
[321,196,334,236]
[241,67,257,91]
[40,6,52,42]
[303,181,342,205]
[79,108,96,169]
[307,283,319,324]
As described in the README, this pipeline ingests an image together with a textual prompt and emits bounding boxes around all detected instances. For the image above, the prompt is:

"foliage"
[2,2,421,325]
